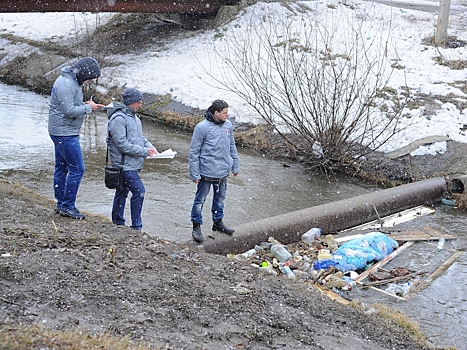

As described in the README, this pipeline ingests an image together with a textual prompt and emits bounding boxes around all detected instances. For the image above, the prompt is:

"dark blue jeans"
[112,170,145,230]
[191,178,227,225]
[50,134,85,210]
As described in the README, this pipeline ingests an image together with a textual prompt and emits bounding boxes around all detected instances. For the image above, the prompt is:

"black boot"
[192,222,204,243]
[212,219,235,235]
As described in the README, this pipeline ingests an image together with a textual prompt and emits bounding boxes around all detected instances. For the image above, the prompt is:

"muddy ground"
[0,179,431,350]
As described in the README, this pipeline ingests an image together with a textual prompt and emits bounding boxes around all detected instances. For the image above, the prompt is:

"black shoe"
[59,208,86,220]
[54,205,63,214]
[192,222,204,243]
[212,219,235,235]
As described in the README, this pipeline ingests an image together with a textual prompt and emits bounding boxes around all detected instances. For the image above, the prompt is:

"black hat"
[73,57,101,85]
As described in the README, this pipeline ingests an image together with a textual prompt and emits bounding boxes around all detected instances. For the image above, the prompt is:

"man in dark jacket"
[189,99,240,243]
[107,88,158,230]
[48,57,104,219]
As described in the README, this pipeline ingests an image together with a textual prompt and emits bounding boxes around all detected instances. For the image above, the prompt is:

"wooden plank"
[368,286,408,301]
[409,251,463,295]
[344,205,435,231]
[336,227,457,243]
[335,234,363,243]
[386,228,457,242]
[313,284,350,305]
[360,272,427,289]
[356,241,414,283]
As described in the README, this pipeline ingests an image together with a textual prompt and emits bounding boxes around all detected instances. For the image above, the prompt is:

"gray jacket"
[106,102,154,171]
[189,110,240,180]
[48,66,94,136]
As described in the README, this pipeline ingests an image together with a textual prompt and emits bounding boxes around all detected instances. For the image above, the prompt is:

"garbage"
[385,281,412,297]
[313,259,336,270]
[279,263,296,279]
[332,232,399,272]
[437,237,445,252]
[440,198,456,206]
[259,261,278,275]
[342,277,357,291]
[325,234,339,253]
[234,248,257,262]
[229,228,457,299]
[270,244,292,263]
[301,227,322,245]
[317,249,332,260]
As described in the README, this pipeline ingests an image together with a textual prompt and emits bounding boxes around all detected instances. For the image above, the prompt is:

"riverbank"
[0,178,435,349]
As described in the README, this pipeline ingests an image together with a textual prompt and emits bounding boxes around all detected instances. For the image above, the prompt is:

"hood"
[107,102,135,119]
[204,110,224,125]
[73,57,101,85]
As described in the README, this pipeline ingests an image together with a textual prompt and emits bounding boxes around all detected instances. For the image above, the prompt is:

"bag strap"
[107,114,126,166]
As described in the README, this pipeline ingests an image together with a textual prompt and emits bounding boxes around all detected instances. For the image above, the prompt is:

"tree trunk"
[435,0,451,45]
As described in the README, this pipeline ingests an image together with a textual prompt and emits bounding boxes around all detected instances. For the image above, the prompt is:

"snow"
[1,0,466,156]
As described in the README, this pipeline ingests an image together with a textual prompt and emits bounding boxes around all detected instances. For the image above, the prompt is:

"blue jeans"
[50,135,85,210]
[112,170,145,230]
[191,178,227,225]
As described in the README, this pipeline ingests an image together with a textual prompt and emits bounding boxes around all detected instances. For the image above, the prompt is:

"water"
[0,84,375,241]
[1,83,466,348]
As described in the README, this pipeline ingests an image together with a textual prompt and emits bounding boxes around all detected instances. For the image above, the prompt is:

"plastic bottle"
[270,244,292,263]
[313,259,336,270]
[437,238,445,252]
[301,228,322,245]
[342,277,357,291]
[318,249,332,260]
[325,234,339,253]
[234,248,257,261]
[279,263,296,279]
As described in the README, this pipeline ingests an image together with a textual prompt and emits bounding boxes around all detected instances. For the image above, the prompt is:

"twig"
[52,220,58,241]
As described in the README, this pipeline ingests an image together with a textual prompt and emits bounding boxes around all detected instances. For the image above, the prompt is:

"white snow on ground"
[1,0,466,155]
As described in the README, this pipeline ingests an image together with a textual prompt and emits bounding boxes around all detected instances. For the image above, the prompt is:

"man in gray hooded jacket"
[189,99,240,243]
[48,57,104,219]
[107,88,158,230]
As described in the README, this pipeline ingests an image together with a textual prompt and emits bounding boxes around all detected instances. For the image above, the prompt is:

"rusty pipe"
[202,177,448,255]
[0,0,239,14]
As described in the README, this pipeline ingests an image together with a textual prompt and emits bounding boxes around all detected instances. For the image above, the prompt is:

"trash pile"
[230,228,401,294]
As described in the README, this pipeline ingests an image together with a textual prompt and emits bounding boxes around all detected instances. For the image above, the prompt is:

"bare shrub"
[202,3,411,173]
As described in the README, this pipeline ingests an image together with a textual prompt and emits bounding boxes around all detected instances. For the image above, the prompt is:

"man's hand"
[148,148,159,157]
[85,100,105,111]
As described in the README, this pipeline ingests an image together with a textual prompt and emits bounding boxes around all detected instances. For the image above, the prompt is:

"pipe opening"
[450,178,466,194]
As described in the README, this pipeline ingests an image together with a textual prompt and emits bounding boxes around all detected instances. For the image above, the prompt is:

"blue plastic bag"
[332,232,399,272]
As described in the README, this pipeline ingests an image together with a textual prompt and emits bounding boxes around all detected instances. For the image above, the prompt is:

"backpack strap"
[106,113,127,166]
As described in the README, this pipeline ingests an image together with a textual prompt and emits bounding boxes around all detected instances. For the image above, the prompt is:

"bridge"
[0,0,241,15]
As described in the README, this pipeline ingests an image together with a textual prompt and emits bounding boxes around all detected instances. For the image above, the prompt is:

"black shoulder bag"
[104,147,125,190]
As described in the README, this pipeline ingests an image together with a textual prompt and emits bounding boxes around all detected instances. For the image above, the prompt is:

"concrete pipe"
[202,177,448,255]
[449,174,467,194]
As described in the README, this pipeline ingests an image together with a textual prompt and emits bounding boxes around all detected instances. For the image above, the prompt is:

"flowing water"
[1,84,466,348]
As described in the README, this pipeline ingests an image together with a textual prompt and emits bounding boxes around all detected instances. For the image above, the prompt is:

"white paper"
[147,148,177,159]
[98,102,114,110]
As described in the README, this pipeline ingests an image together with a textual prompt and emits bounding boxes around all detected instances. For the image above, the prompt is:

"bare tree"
[435,0,451,45]
[202,3,410,173]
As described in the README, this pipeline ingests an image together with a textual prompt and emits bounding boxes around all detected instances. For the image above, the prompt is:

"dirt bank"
[0,179,432,350]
